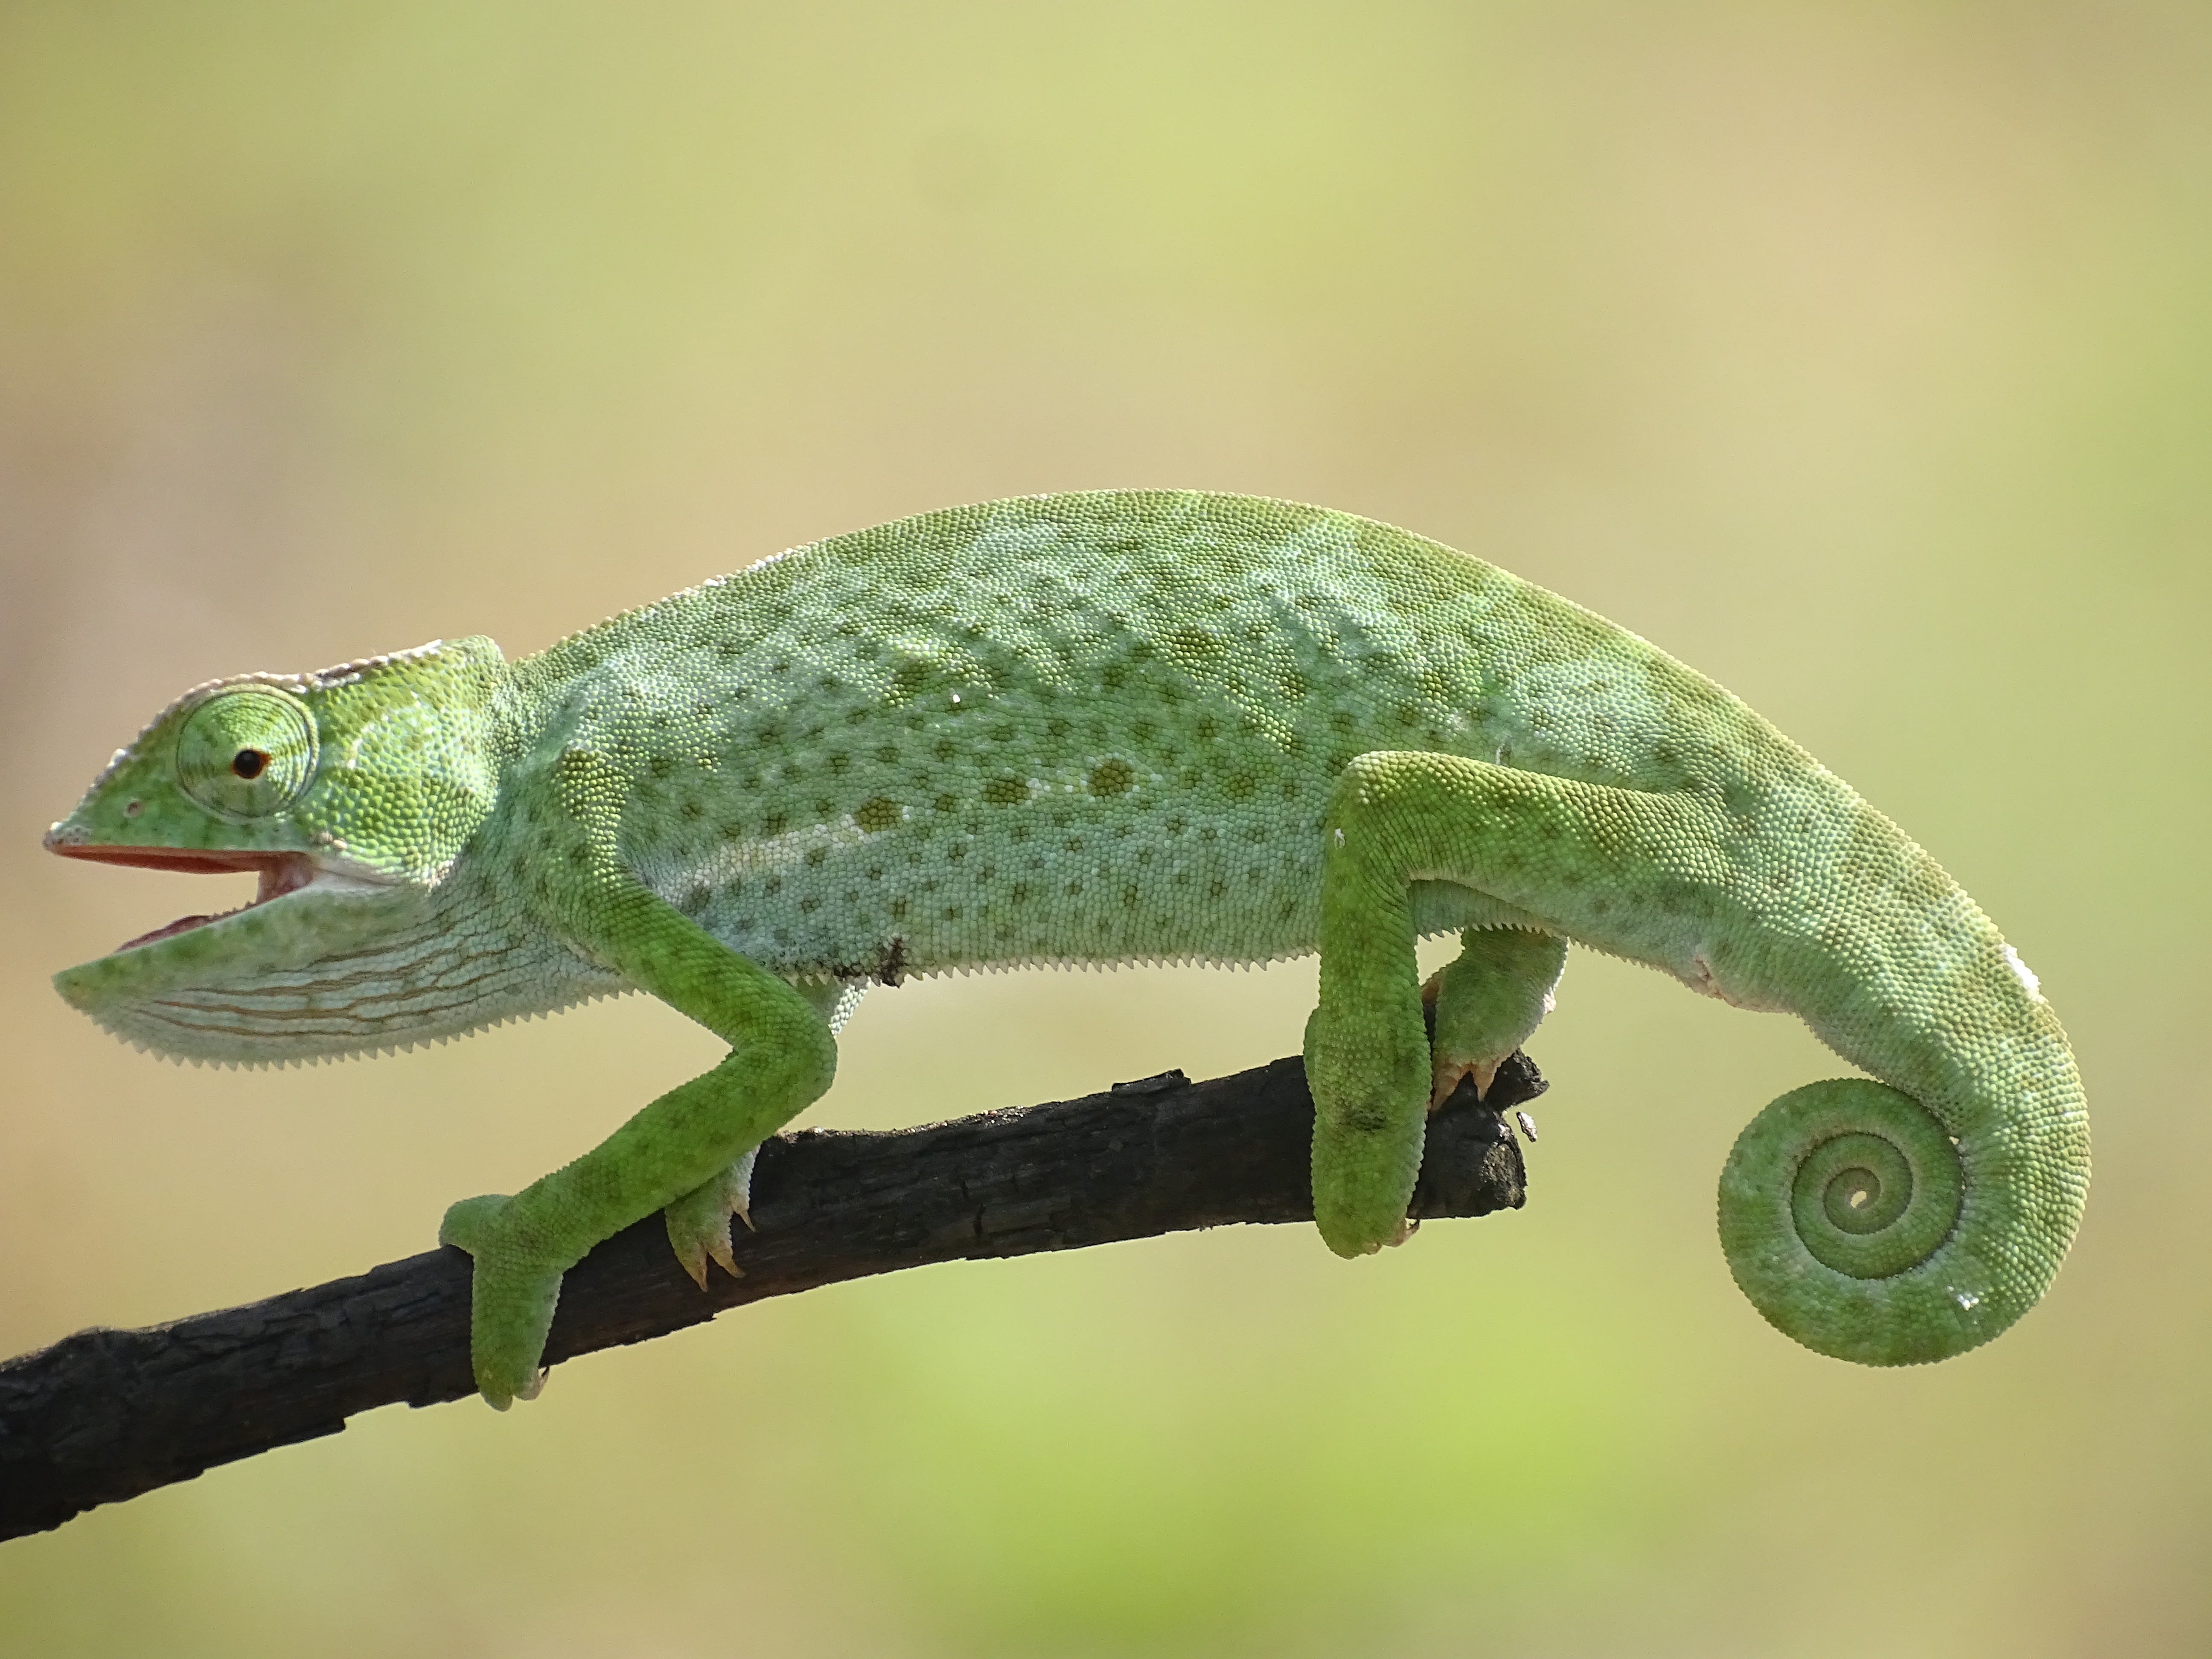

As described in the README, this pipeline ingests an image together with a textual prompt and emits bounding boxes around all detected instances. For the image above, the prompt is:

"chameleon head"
[45,636,509,1064]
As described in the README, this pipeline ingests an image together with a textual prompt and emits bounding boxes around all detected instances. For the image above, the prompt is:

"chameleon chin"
[45,491,2087,1407]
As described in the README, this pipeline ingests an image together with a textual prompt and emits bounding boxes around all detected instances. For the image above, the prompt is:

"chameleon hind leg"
[1306,750,1714,1258]
[663,978,869,1286]
[1423,927,1568,1108]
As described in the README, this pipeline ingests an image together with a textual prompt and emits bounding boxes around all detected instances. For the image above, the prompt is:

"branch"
[0,1051,1542,1542]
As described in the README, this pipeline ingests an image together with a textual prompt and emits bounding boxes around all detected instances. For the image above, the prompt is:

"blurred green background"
[2,3,2207,1654]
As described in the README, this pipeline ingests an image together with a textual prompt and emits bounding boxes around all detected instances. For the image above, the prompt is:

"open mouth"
[45,844,320,953]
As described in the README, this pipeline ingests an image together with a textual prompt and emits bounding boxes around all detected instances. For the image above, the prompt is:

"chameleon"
[43,491,2089,1406]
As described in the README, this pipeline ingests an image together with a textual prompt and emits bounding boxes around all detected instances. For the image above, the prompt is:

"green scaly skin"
[44,492,2088,1403]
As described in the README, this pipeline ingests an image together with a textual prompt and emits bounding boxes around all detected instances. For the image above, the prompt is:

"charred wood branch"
[0,1051,1542,1541]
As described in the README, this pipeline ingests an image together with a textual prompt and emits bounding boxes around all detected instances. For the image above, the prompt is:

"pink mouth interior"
[46,845,318,952]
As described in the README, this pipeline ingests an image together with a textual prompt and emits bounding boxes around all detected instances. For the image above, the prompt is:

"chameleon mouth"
[44,844,320,953]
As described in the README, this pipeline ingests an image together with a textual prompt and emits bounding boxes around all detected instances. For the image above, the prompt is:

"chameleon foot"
[1422,972,1502,1105]
[1421,928,1568,1110]
[663,1146,760,1289]
[439,1193,569,1409]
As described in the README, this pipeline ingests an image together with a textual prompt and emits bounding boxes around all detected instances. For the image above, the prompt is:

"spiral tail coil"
[1717,1077,2077,1365]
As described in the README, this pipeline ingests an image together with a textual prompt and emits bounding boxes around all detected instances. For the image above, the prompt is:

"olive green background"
[2,4,2206,1654]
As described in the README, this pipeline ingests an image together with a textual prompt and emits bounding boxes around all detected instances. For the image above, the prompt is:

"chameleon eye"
[175,690,318,818]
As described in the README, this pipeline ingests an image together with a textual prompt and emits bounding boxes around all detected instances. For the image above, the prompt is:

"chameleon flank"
[45,492,2088,1404]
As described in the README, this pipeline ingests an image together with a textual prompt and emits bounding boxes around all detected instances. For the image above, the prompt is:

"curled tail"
[1717,920,2089,1365]
[1293,742,2085,1362]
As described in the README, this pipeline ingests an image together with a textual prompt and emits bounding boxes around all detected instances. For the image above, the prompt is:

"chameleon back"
[507,490,1817,985]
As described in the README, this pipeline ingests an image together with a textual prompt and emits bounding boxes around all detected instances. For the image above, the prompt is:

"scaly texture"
[43,491,2088,1400]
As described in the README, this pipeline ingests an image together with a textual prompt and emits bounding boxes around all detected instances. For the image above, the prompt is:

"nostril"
[125,800,143,817]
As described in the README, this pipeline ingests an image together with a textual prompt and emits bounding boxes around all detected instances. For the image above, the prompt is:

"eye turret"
[175,690,318,818]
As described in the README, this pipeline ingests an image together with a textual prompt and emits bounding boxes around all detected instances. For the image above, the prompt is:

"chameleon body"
[45,492,2088,1404]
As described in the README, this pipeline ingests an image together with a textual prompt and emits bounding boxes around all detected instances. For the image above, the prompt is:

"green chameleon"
[45,492,2087,1406]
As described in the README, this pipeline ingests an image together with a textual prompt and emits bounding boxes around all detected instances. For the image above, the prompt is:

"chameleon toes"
[662,1152,757,1288]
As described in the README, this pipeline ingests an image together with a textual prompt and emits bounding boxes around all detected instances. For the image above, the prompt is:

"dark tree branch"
[0,1052,1542,1542]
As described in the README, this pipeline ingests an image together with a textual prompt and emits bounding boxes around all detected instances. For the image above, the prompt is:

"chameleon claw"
[673,1237,712,1291]
[1429,1055,1502,1112]
[663,1149,756,1288]
[728,1144,759,1233]
[667,1210,736,1289]
[704,1227,740,1279]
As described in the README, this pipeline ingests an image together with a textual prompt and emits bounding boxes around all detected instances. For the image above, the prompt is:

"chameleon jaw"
[47,836,445,1065]
[42,842,324,955]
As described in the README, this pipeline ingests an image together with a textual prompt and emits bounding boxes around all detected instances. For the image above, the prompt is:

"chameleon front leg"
[1305,751,1716,1258]
[440,765,838,1407]
[662,977,867,1287]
